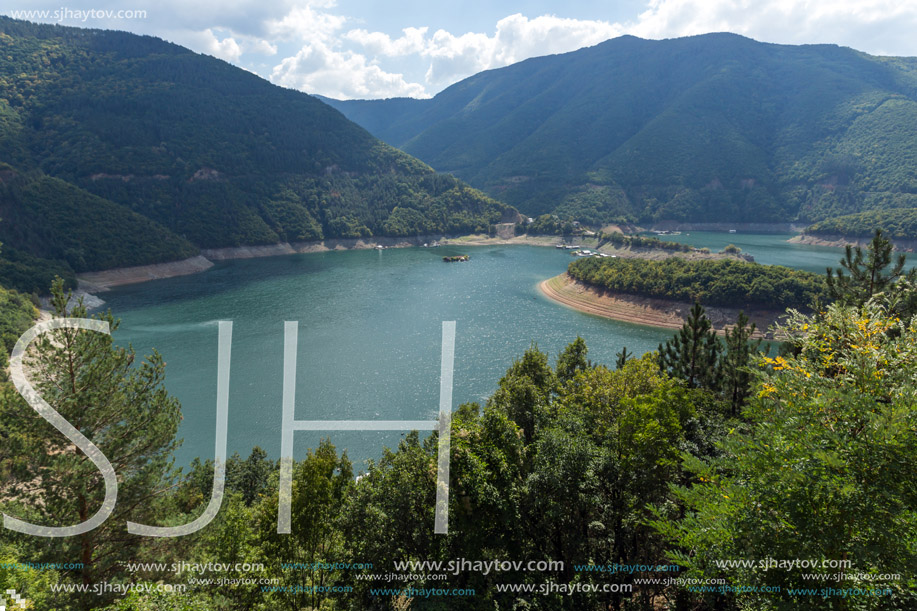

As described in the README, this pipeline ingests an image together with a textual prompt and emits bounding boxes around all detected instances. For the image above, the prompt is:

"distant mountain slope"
[323,33,917,225]
[0,17,513,282]
[805,208,917,240]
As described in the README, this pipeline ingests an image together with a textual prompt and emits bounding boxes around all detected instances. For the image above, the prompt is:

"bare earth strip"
[789,234,917,252]
[539,274,784,338]
[77,255,214,292]
[76,235,568,291]
[76,233,750,293]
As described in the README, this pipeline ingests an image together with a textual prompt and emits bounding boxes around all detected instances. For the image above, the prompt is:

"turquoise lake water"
[96,233,888,468]
[100,245,668,468]
[644,231,917,273]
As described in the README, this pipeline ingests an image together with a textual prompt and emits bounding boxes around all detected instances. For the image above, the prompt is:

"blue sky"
[5,1,917,99]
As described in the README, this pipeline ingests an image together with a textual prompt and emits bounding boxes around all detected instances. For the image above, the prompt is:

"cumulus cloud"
[344,14,623,87]
[7,0,917,99]
[171,29,243,62]
[270,41,428,99]
[168,27,279,62]
[630,0,917,55]
[265,2,346,42]
[344,26,429,56]
[262,1,432,99]
[334,1,917,96]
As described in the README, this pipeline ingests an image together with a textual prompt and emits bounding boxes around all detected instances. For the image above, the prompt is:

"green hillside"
[805,207,917,240]
[324,33,917,226]
[568,256,825,309]
[0,17,513,283]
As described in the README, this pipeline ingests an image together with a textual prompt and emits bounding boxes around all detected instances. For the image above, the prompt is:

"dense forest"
[806,208,917,241]
[567,256,825,309]
[0,282,36,381]
[0,17,514,283]
[0,233,914,611]
[597,231,696,253]
[324,33,917,226]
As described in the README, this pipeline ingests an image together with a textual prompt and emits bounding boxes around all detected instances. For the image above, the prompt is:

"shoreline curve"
[538,274,783,338]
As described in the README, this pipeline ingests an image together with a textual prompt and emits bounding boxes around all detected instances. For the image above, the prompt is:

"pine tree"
[615,346,633,370]
[1,278,181,607]
[826,229,909,306]
[720,311,761,414]
[657,302,720,389]
[556,336,590,383]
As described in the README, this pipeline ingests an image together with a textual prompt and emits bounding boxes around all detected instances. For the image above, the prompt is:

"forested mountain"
[805,207,917,240]
[324,33,917,226]
[0,17,513,283]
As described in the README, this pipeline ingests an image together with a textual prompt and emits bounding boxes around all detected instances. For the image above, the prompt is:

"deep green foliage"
[0,279,181,609]
[599,231,695,252]
[660,304,763,415]
[658,302,721,390]
[555,336,591,383]
[523,214,568,235]
[0,243,76,293]
[0,172,197,271]
[826,229,914,308]
[256,441,353,611]
[807,207,917,240]
[653,299,917,609]
[568,256,826,309]
[0,17,513,279]
[4,303,915,609]
[720,312,761,414]
[614,346,633,369]
[326,33,917,225]
[0,282,36,380]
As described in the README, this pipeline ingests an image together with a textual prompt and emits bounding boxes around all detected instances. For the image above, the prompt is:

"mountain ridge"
[0,16,515,291]
[322,33,917,226]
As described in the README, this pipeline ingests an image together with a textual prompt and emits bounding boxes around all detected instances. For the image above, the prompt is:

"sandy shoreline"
[538,274,783,338]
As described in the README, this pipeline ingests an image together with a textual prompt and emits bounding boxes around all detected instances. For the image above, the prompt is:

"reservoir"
[100,245,670,468]
[97,233,862,468]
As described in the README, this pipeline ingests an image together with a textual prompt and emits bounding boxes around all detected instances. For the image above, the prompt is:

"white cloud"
[330,1,917,96]
[629,0,917,55]
[344,26,429,56]
[175,29,243,62]
[265,2,346,42]
[270,41,428,99]
[422,30,497,87]
[344,14,623,87]
[250,39,279,56]
[169,27,279,61]
[8,0,917,99]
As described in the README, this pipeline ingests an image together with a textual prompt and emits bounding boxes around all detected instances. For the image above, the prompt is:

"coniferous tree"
[654,301,917,604]
[720,312,761,415]
[657,302,721,389]
[0,278,181,608]
[556,336,590,383]
[826,229,910,306]
[615,346,633,370]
